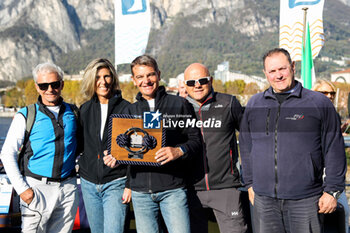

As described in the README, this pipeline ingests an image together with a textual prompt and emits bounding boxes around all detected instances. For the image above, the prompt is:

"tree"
[243,82,261,95]
[62,80,82,106]
[225,80,246,95]
[120,82,139,103]
[212,80,225,93]
[3,87,24,107]
[24,80,37,105]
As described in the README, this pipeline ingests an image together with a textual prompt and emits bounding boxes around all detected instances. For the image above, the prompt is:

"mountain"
[0,0,349,82]
[0,0,112,81]
[340,0,350,6]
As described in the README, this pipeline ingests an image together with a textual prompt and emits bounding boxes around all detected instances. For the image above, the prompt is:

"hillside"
[0,0,349,82]
[58,0,350,81]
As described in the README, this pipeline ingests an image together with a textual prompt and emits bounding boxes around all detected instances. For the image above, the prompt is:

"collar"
[186,89,215,107]
[263,80,302,100]
[37,96,63,107]
[136,86,167,102]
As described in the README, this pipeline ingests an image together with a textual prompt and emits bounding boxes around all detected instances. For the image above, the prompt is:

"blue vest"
[18,102,77,179]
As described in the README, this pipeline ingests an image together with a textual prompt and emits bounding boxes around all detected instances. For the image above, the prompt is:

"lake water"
[0,117,13,150]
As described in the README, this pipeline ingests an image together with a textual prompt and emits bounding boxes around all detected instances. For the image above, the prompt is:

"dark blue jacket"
[239,81,346,199]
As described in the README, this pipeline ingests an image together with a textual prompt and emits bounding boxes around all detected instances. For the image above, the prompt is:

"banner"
[115,0,151,65]
[0,175,12,215]
[279,0,325,62]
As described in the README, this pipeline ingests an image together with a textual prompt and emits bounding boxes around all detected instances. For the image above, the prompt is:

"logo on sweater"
[143,110,161,129]
[285,114,305,120]
[231,211,239,216]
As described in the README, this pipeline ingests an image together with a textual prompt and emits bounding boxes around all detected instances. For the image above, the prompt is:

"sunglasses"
[37,81,62,91]
[319,91,336,96]
[185,77,211,87]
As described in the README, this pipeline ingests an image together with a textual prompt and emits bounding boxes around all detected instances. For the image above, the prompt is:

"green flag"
[301,22,314,89]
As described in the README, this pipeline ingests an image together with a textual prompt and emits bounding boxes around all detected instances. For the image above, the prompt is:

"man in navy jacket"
[239,48,346,233]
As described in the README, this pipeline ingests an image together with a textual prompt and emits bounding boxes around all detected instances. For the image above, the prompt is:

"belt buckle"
[41,177,48,184]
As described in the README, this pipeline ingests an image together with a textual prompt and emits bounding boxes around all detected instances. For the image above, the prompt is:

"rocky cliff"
[0,0,115,81]
[340,0,350,6]
[0,0,349,81]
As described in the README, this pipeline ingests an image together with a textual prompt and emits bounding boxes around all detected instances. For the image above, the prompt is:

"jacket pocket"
[309,151,323,182]
[249,108,272,138]
[20,187,36,208]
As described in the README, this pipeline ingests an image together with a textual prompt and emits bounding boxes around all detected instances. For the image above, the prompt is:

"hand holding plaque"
[108,114,164,166]
[116,127,157,159]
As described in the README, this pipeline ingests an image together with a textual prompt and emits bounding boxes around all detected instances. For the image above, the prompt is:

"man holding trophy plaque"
[104,55,202,233]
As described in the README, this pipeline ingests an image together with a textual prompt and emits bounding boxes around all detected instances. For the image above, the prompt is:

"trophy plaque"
[107,114,164,166]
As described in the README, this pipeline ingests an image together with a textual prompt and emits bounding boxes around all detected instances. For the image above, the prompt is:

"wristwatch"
[325,190,341,199]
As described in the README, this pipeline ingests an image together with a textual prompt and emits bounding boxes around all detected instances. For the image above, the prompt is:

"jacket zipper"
[230,148,234,174]
[56,119,63,177]
[199,97,212,191]
[146,100,153,193]
[274,104,281,197]
[54,106,65,178]
[97,143,101,182]
[97,103,103,184]
[266,109,271,135]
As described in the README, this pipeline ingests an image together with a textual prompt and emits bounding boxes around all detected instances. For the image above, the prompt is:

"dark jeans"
[253,194,323,233]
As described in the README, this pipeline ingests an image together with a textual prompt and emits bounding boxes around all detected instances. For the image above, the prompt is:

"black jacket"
[125,86,202,193]
[79,91,130,184]
[187,91,243,191]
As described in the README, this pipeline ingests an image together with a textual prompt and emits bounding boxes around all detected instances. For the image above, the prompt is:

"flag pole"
[301,7,314,89]
[302,7,308,50]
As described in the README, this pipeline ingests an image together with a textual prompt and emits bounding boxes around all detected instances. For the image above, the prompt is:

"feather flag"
[301,22,314,89]
[115,0,151,65]
[279,0,325,62]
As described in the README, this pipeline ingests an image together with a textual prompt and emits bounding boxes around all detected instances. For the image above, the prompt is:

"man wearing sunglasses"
[0,62,79,233]
[183,63,248,233]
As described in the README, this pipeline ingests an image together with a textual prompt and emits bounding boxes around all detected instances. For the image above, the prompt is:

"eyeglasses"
[319,91,336,96]
[185,77,211,87]
[37,81,62,91]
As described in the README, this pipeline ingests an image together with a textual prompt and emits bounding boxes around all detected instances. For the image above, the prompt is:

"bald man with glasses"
[183,63,248,233]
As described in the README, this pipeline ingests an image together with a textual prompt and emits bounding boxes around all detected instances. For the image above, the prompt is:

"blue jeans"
[338,191,349,233]
[132,187,190,233]
[253,194,323,233]
[80,177,128,233]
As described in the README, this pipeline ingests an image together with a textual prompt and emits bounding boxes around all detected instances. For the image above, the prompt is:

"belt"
[31,173,75,183]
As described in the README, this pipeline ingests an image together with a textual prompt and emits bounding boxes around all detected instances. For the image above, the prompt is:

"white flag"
[115,0,151,65]
[279,0,325,61]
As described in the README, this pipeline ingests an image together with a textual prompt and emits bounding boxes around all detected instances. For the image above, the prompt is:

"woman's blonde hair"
[80,58,120,101]
[311,79,336,92]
